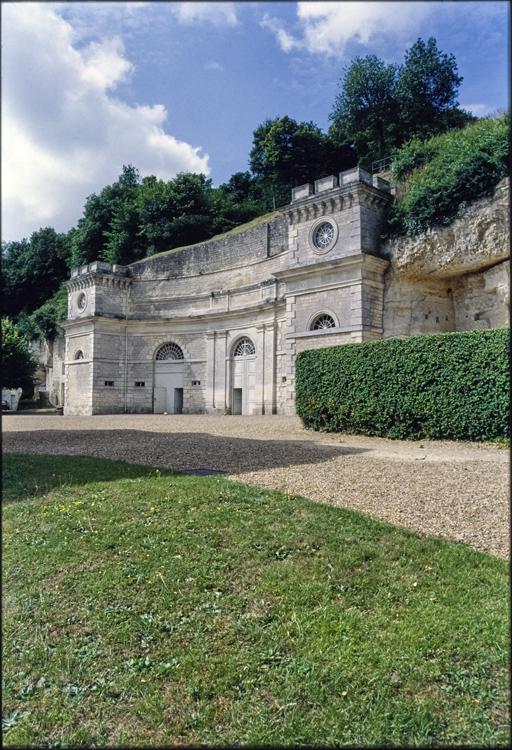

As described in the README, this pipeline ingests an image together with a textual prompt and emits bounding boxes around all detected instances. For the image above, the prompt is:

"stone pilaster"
[205,332,216,412]
[263,321,277,414]
[254,324,265,415]
[214,332,228,413]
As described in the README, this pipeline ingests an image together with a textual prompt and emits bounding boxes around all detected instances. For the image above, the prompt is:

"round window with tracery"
[309,218,338,254]
[233,337,255,357]
[313,222,335,250]
[312,314,336,330]
[156,342,184,360]
[77,292,87,311]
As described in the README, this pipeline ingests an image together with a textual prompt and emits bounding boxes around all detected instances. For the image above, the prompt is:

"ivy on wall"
[296,329,509,441]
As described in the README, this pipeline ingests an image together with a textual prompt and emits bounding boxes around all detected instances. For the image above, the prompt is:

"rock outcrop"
[380,178,509,338]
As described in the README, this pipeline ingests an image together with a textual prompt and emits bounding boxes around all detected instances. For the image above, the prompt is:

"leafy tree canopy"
[329,55,398,170]
[70,167,218,266]
[1,317,39,389]
[249,115,356,207]
[395,37,472,141]
[2,228,71,319]
[329,38,475,169]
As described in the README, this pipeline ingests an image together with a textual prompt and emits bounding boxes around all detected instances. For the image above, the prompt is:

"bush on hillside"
[1,318,39,390]
[385,113,509,237]
[296,329,509,442]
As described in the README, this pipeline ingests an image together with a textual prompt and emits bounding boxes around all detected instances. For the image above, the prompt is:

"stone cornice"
[273,252,389,283]
[64,274,132,292]
[284,182,392,226]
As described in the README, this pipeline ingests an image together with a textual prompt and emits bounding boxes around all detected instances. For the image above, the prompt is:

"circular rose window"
[77,292,87,311]
[313,222,334,250]
[309,218,338,254]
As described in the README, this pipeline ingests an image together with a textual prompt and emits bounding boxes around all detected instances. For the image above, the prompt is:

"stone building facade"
[59,167,509,416]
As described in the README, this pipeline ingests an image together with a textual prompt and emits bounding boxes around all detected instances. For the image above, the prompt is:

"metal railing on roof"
[372,157,393,174]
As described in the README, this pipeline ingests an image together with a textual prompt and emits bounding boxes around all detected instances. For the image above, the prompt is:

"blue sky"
[2,1,509,242]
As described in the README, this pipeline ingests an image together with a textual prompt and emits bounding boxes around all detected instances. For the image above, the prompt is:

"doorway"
[231,337,256,415]
[154,364,185,413]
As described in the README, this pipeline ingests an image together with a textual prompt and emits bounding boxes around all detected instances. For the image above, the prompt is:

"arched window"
[74,350,84,360]
[233,337,256,357]
[311,314,336,330]
[156,342,184,361]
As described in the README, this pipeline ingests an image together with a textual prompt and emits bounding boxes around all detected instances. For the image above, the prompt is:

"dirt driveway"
[3,413,509,559]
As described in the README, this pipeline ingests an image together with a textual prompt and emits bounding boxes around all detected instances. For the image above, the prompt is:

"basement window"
[135,381,145,387]
[104,381,114,387]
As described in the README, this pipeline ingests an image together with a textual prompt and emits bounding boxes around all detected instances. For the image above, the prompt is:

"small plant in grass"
[2,453,509,747]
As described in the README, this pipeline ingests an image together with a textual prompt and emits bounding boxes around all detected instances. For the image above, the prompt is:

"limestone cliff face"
[380,178,509,338]
[380,177,509,279]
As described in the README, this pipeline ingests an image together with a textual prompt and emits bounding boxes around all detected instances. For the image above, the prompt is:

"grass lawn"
[2,453,509,747]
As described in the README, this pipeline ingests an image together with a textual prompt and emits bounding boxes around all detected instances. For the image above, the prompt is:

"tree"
[1,318,39,389]
[71,165,142,268]
[210,172,268,233]
[250,116,353,207]
[136,172,215,255]
[329,55,399,169]
[386,112,509,237]
[329,39,475,169]
[395,37,474,142]
[2,228,70,319]
[30,287,69,340]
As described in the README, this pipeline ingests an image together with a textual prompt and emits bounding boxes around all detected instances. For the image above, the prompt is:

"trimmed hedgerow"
[296,329,509,441]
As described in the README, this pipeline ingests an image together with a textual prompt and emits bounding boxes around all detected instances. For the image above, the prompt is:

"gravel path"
[3,413,509,559]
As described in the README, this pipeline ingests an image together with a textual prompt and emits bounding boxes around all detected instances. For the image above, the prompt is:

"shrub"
[296,329,509,441]
[1,318,39,390]
[386,113,509,236]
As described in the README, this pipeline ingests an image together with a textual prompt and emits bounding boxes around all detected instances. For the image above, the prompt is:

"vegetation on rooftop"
[137,210,283,263]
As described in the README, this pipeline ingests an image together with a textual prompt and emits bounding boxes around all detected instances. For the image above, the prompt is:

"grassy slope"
[134,211,283,264]
[2,453,509,747]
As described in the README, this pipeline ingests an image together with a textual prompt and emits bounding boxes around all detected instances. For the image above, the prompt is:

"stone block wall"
[129,214,288,280]
[295,331,352,355]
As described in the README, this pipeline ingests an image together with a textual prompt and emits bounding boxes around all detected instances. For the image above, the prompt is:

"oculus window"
[309,218,338,254]
[77,292,87,311]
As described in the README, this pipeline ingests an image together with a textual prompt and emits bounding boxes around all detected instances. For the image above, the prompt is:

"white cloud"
[171,2,239,28]
[205,61,224,72]
[1,3,210,241]
[261,1,432,58]
[80,37,134,90]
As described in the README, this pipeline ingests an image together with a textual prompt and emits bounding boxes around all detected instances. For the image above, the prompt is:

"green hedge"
[295,329,509,441]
